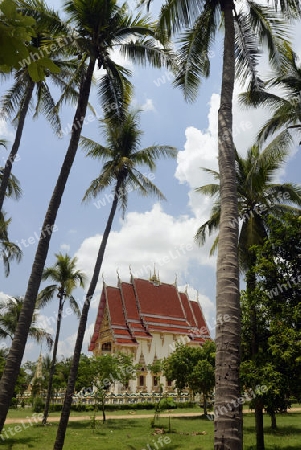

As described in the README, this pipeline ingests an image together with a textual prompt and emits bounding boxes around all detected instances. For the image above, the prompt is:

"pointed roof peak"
[149,264,160,285]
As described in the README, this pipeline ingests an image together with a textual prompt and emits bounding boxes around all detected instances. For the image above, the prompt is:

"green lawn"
[1,412,301,449]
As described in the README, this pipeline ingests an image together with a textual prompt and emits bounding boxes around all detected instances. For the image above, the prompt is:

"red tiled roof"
[179,292,197,328]
[190,301,210,337]
[89,277,211,351]
[88,291,106,351]
[134,279,185,318]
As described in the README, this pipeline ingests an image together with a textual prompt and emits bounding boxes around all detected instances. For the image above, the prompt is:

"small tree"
[91,353,135,423]
[163,340,215,414]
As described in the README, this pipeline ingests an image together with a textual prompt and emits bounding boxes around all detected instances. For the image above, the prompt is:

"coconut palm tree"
[0,0,172,432]
[0,0,83,214]
[0,296,52,347]
[149,0,299,447]
[53,109,176,450]
[37,253,86,425]
[240,43,301,144]
[195,137,301,449]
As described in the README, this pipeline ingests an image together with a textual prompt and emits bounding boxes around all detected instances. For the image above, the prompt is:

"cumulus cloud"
[0,291,9,302]
[75,203,216,293]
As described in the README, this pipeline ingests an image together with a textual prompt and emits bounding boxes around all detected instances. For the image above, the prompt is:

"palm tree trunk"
[102,395,106,424]
[203,393,207,416]
[0,78,35,213]
[42,295,64,425]
[271,411,276,430]
[0,56,96,433]
[214,1,242,449]
[255,399,264,450]
[53,178,122,450]
[246,258,264,450]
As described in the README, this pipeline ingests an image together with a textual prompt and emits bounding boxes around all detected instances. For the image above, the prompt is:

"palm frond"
[247,2,289,72]
[195,183,219,197]
[195,201,221,245]
[234,11,260,86]
[36,284,57,308]
[79,136,112,160]
[33,82,61,134]
[0,169,22,200]
[158,0,202,36]
[174,3,218,102]
[98,63,132,122]
[82,163,116,201]
[257,105,298,142]
[0,238,22,277]
[68,295,81,318]
[132,145,177,169]
[119,38,175,70]
[1,72,30,119]
[123,169,166,215]
[28,326,53,350]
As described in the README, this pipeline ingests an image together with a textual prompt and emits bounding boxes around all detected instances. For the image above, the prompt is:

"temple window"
[102,342,111,351]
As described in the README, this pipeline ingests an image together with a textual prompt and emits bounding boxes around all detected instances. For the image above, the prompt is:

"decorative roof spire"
[149,264,160,285]
[116,267,121,285]
[174,274,178,287]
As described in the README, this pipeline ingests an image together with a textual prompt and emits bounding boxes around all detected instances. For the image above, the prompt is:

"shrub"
[32,397,45,413]
[158,397,177,410]
[9,397,18,409]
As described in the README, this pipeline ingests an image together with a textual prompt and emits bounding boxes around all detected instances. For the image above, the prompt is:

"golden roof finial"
[149,263,160,284]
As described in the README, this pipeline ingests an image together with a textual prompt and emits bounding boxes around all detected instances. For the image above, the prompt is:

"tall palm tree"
[0,296,52,347]
[195,137,301,449]
[0,0,83,214]
[53,109,176,450]
[0,0,172,432]
[240,43,301,144]
[148,0,299,447]
[37,253,86,425]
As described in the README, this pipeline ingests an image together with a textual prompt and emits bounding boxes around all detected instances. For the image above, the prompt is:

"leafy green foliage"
[0,0,36,72]
[163,340,215,414]
[241,214,301,424]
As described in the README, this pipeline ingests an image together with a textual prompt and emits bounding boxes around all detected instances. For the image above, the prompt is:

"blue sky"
[0,1,300,363]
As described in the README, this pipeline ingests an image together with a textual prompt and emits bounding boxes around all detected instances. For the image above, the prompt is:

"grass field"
[1,411,301,450]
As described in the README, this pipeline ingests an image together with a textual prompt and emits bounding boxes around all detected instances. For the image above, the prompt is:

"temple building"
[89,274,211,394]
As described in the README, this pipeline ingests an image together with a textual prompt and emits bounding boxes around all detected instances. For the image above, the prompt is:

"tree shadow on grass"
[244,425,301,437]
[57,418,142,431]
[0,435,39,449]
[245,446,301,450]
[126,445,202,450]
[172,415,211,421]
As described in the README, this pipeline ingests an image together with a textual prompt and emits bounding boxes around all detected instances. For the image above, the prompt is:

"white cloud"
[141,98,156,112]
[60,243,70,252]
[75,203,213,290]
[0,291,9,302]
